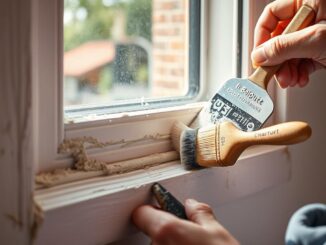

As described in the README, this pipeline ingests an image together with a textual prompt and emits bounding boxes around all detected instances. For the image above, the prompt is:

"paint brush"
[173,121,311,169]
[152,182,187,219]
[190,5,315,131]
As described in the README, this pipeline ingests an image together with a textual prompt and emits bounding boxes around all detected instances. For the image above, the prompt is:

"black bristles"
[180,128,201,169]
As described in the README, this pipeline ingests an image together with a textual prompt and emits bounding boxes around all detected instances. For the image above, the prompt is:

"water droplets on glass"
[64,0,189,112]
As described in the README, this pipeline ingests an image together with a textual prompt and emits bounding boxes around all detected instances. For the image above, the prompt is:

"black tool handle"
[152,183,187,219]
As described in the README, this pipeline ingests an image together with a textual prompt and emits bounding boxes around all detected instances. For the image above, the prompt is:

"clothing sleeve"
[285,203,326,245]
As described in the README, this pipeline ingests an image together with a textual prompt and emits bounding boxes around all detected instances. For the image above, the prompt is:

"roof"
[64,40,115,77]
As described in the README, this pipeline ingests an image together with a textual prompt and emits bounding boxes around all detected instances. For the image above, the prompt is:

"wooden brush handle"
[248,5,315,90]
[215,121,311,167]
[241,121,312,146]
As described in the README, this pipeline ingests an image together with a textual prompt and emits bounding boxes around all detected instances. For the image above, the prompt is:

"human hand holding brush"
[251,0,326,88]
[191,3,320,131]
[132,1,322,244]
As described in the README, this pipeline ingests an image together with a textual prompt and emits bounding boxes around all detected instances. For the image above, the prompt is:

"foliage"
[98,65,113,94]
[64,0,152,103]
[126,0,152,41]
[64,0,152,51]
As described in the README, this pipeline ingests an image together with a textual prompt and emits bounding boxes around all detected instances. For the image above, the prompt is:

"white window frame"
[30,0,291,244]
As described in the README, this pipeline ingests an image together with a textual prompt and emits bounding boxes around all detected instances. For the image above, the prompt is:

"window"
[63,0,200,123]
[34,1,291,244]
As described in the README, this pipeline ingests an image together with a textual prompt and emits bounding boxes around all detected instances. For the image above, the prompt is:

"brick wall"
[152,0,188,97]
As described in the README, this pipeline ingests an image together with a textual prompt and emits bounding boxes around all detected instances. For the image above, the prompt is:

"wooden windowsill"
[35,145,291,245]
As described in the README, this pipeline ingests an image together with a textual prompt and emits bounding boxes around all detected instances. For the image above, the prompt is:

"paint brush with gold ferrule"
[172,121,311,169]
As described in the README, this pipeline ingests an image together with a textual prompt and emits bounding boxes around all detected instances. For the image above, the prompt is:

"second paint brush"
[172,121,311,169]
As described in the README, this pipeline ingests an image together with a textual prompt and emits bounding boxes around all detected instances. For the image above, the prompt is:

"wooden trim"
[0,0,35,243]
[35,0,205,172]
[28,0,293,244]
[36,0,63,172]
[241,0,270,77]
[35,146,291,245]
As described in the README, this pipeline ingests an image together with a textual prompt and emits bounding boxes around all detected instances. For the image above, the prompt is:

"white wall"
[109,0,326,241]
[110,70,326,245]
[2,0,324,243]
[214,70,326,244]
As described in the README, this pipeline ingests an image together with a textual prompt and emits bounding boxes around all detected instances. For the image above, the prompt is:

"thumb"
[185,199,219,228]
[251,25,319,67]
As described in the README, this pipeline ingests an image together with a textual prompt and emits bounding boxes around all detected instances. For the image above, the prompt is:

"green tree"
[126,0,152,41]
[64,0,117,51]
[64,0,152,51]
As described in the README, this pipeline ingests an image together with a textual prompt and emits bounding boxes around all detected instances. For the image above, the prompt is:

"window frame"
[36,0,205,172]
[34,0,291,244]
[63,0,202,122]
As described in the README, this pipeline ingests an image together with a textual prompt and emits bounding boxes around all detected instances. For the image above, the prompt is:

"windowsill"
[64,102,205,129]
[35,145,291,245]
[29,1,288,244]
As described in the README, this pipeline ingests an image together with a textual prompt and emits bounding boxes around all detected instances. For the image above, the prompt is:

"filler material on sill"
[36,134,175,189]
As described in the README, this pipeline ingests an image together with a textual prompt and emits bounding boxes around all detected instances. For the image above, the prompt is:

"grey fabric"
[285,203,326,245]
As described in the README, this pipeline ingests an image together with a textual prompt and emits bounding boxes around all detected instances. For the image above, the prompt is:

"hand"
[285,203,326,245]
[251,0,326,88]
[132,199,239,245]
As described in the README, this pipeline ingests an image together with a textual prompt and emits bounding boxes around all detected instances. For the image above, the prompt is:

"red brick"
[170,41,184,49]
[171,14,185,22]
[153,14,167,22]
[170,68,184,76]
[154,54,183,62]
[153,42,168,50]
[154,80,181,89]
[153,27,181,36]
[152,0,187,97]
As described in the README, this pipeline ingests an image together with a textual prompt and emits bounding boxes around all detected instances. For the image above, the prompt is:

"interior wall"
[109,0,326,243]
[214,70,326,244]
[110,69,326,245]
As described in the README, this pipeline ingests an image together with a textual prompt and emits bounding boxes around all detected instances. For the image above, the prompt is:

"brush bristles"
[171,121,190,152]
[180,128,201,169]
[196,125,220,166]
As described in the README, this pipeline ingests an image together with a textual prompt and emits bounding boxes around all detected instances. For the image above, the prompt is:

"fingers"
[253,23,326,88]
[185,199,220,229]
[133,201,240,245]
[132,205,203,245]
[275,59,319,88]
[254,0,298,47]
[297,59,317,87]
[132,205,181,238]
[314,0,326,23]
[252,24,326,67]
[185,199,240,245]
[252,29,308,66]
[253,0,323,47]
[252,0,326,89]
[275,60,300,88]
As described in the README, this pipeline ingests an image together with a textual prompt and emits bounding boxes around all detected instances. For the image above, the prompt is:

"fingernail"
[279,82,288,89]
[275,76,288,89]
[299,79,309,87]
[252,46,267,65]
[186,199,198,205]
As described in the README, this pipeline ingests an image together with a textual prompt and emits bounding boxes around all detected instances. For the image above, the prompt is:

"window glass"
[64,0,195,111]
